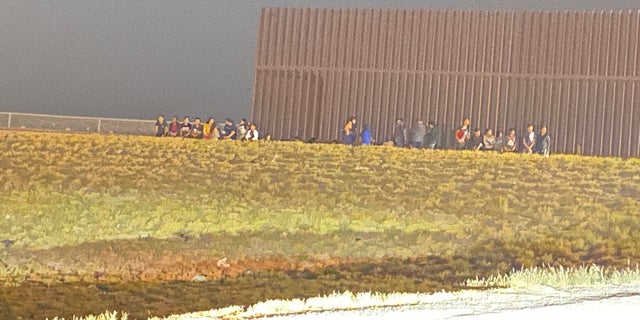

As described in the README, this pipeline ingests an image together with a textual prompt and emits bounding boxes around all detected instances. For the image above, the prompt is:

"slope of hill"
[1,130,639,319]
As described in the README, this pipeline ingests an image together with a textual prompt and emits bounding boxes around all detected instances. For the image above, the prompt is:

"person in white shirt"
[237,119,249,141]
[245,123,259,141]
[522,124,536,153]
[482,129,496,151]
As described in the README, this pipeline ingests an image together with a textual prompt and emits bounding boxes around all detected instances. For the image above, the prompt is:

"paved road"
[261,284,640,320]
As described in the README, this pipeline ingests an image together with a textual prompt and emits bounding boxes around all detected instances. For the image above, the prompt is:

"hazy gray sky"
[1,1,638,121]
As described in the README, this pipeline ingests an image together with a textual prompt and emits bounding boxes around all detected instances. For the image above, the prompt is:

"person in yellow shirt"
[203,117,219,140]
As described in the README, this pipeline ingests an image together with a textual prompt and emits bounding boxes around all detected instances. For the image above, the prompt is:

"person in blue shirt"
[222,117,237,140]
[361,124,372,145]
[154,114,167,137]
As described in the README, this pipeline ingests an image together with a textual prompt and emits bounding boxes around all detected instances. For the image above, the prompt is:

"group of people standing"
[391,118,441,149]
[340,116,550,157]
[154,115,260,141]
[341,117,442,149]
[454,117,551,157]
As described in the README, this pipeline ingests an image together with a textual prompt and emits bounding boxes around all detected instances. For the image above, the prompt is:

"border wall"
[251,8,640,157]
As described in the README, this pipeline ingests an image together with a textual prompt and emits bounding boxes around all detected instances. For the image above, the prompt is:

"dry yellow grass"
[1,129,640,283]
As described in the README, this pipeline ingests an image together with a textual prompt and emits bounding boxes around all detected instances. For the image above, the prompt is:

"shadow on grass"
[1,232,635,320]
[0,257,501,320]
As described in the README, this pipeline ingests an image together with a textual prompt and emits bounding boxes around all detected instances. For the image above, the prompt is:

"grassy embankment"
[1,130,640,285]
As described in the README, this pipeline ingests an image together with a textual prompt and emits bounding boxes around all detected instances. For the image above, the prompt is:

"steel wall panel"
[252,8,640,156]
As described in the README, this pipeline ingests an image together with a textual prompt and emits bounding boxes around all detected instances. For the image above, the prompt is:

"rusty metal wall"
[251,8,640,157]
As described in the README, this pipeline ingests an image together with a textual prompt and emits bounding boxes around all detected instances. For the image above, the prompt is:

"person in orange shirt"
[341,116,357,145]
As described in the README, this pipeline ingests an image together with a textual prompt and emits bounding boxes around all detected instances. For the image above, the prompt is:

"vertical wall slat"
[634,11,640,77]
[487,11,498,74]
[309,9,320,67]
[297,8,308,67]
[631,12,640,157]
[427,10,438,72]
[360,9,371,70]
[633,82,640,156]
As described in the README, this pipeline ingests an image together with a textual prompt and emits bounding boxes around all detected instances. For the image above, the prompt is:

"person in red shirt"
[455,117,470,149]
[167,116,180,137]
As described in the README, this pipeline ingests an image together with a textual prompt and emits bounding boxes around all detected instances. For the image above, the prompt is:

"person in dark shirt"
[222,117,237,140]
[168,116,180,137]
[179,116,192,137]
[190,117,204,139]
[393,118,407,147]
[424,120,440,149]
[154,114,167,137]
[537,125,551,157]
[468,128,483,150]
[495,130,505,152]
